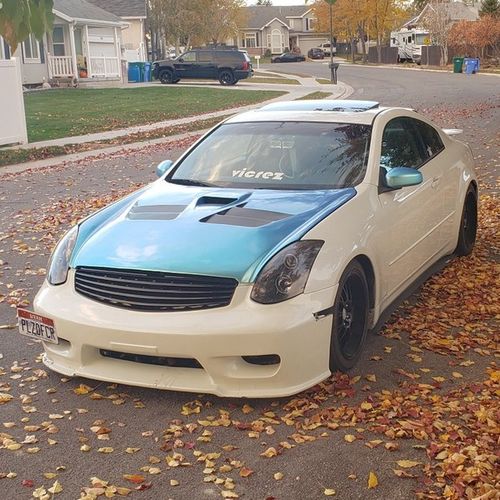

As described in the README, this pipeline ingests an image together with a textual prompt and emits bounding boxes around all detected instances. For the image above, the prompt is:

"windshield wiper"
[168,178,217,187]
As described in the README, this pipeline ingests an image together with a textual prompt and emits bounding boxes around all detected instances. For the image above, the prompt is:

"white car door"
[375,116,444,305]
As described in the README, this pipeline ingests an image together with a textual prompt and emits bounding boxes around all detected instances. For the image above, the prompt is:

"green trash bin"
[453,57,464,73]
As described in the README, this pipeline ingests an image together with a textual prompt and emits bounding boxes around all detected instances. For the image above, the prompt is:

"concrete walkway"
[9,70,353,151]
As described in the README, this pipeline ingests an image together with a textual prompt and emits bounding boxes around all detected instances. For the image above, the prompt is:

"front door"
[376,117,444,304]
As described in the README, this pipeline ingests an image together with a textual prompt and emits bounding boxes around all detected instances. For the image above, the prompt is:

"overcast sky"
[245,1,308,5]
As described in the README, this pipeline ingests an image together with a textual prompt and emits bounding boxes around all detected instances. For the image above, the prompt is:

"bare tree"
[422,0,453,65]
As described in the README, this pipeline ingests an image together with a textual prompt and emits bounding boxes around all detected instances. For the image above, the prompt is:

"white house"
[87,0,147,62]
[228,5,328,56]
[6,0,128,86]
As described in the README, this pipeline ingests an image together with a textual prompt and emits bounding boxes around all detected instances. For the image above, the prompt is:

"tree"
[448,15,500,58]
[480,0,499,17]
[0,0,54,52]
[256,0,273,5]
[421,0,453,65]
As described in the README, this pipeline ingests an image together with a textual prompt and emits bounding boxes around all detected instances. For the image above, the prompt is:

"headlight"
[47,226,78,285]
[251,240,323,304]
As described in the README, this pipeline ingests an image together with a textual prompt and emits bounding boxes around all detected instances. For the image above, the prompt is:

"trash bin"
[128,62,142,83]
[464,57,480,75]
[143,62,152,82]
[452,57,464,73]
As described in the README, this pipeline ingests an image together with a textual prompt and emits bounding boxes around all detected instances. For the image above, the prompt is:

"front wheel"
[159,69,175,84]
[455,186,477,256]
[219,70,235,85]
[329,261,369,372]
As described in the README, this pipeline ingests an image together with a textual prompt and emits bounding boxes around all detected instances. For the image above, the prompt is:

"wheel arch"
[351,254,376,312]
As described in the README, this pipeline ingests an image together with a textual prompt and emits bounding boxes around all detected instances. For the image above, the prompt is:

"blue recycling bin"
[464,57,480,74]
[144,62,152,82]
[128,62,142,82]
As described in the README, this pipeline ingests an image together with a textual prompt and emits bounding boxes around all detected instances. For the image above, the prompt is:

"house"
[228,5,328,56]
[5,0,127,86]
[87,0,147,62]
[403,1,479,30]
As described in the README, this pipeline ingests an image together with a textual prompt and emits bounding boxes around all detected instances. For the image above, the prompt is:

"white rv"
[390,29,430,64]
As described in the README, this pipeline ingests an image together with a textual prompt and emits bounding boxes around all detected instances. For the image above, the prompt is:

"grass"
[0,115,232,168]
[247,76,300,85]
[295,91,332,100]
[316,78,335,84]
[24,87,284,143]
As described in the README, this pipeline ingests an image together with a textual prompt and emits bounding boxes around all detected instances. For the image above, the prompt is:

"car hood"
[71,181,356,283]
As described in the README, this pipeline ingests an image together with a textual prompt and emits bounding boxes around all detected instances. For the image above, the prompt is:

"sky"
[245,1,308,5]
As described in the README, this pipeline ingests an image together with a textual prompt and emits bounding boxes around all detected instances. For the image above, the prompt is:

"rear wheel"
[159,69,175,84]
[455,186,477,256]
[329,261,369,372]
[219,70,235,85]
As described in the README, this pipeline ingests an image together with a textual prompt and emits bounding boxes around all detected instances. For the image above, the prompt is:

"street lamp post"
[324,0,337,84]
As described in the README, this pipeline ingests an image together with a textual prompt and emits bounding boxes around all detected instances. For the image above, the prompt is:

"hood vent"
[202,207,289,227]
[128,204,186,220]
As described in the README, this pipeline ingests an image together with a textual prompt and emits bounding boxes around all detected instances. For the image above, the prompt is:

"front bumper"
[34,271,336,397]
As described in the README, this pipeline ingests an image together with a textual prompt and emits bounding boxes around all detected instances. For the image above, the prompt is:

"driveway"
[0,64,498,500]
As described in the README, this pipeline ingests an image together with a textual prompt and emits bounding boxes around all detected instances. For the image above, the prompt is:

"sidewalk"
[9,72,353,151]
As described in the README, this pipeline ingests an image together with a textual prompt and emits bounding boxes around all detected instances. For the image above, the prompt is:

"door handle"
[431,176,441,189]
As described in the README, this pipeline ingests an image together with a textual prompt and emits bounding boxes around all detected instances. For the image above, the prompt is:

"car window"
[380,117,427,170]
[216,52,238,64]
[180,52,196,62]
[413,119,444,159]
[169,121,372,190]
[197,51,214,63]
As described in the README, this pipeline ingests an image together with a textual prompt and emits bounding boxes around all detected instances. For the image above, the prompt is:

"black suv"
[153,49,252,86]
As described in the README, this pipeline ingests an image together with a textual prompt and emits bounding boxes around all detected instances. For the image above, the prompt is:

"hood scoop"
[128,204,186,220]
[202,207,289,227]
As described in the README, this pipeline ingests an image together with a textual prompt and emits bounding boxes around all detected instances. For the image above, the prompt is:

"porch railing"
[89,57,120,78]
[48,56,74,78]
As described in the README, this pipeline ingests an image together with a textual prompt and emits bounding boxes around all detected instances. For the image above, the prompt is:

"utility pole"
[324,0,337,84]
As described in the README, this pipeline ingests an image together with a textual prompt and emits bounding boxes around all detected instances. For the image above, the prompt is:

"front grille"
[75,267,238,312]
[100,349,202,369]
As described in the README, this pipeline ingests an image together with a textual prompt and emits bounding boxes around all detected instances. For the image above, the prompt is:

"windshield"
[168,121,372,190]
[415,34,427,45]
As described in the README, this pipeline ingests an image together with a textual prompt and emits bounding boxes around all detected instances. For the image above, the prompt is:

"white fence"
[48,56,74,78]
[89,57,120,78]
[0,58,28,146]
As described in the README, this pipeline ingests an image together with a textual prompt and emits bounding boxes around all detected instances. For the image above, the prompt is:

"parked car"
[308,48,325,60]
[271,52,306,63]
[153,48,252,85]
[317,42,337,57]
[22,100,477,398]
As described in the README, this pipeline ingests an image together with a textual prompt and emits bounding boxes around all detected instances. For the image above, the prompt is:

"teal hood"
[71,181,356,283]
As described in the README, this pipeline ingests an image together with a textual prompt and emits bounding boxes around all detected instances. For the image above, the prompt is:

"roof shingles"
[86,0,146,18]
[245,5,310,29]
[53,0,123,23]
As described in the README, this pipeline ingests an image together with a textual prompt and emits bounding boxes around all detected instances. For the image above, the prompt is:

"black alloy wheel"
[159,69,174,84]
[219,70,235,85]
[329,261,369,372]
[455,186,477,256]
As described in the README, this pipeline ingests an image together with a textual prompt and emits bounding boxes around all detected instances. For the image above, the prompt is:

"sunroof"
[259,100,380,113]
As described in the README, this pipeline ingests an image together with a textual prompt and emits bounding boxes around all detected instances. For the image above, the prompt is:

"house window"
[23,34,40,62]
[307,18,314,31]
[52,26,66,56]
[243,33,256,48]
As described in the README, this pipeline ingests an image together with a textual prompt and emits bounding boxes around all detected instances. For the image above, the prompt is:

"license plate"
[17,308,59,344]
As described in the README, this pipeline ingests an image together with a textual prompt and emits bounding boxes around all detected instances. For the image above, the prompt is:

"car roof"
[226,100,387,126]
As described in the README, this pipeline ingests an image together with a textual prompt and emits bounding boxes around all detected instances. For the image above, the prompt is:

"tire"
[159,69,175,84]
[219,70,235,85]
[329,261,369,372]
[455,185,477,256]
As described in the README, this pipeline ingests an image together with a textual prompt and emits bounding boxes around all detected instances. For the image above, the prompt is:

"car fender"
[303,183,383,320]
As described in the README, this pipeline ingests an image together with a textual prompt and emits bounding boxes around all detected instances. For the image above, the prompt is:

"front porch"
[47,18,123,83]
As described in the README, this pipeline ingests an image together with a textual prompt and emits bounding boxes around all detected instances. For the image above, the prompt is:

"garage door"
[300,38,328,55]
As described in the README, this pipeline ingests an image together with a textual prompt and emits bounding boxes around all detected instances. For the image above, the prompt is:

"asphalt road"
[0,64,498,500]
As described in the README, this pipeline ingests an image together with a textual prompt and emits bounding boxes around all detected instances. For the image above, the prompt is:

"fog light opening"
[242,354,281,366]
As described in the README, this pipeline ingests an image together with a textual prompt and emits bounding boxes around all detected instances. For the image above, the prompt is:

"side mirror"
[156,159,174,178]
[384,167,423,189]
[178,58,184,63]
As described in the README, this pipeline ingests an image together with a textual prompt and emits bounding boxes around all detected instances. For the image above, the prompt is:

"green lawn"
[24,87,284,143]
[295,91,333,100]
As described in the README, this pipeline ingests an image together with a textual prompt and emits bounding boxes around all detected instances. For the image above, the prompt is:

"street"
[0,65,498,500]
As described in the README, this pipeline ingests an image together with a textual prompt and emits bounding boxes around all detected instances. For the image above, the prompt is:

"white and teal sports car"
[20,100,478,397]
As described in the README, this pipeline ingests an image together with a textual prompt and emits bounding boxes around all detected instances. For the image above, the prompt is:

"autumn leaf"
[260,447,278,458]
[123,474,145,484]
[324,488,336,496]
[239,467,254,478]
[344,434,356,443]
[396,460,421,468]
[274,472,284,480]
[73,384,92,395]
[368,471,378,489]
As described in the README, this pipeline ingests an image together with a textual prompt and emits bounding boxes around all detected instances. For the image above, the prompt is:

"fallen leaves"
[367,471,378,489]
